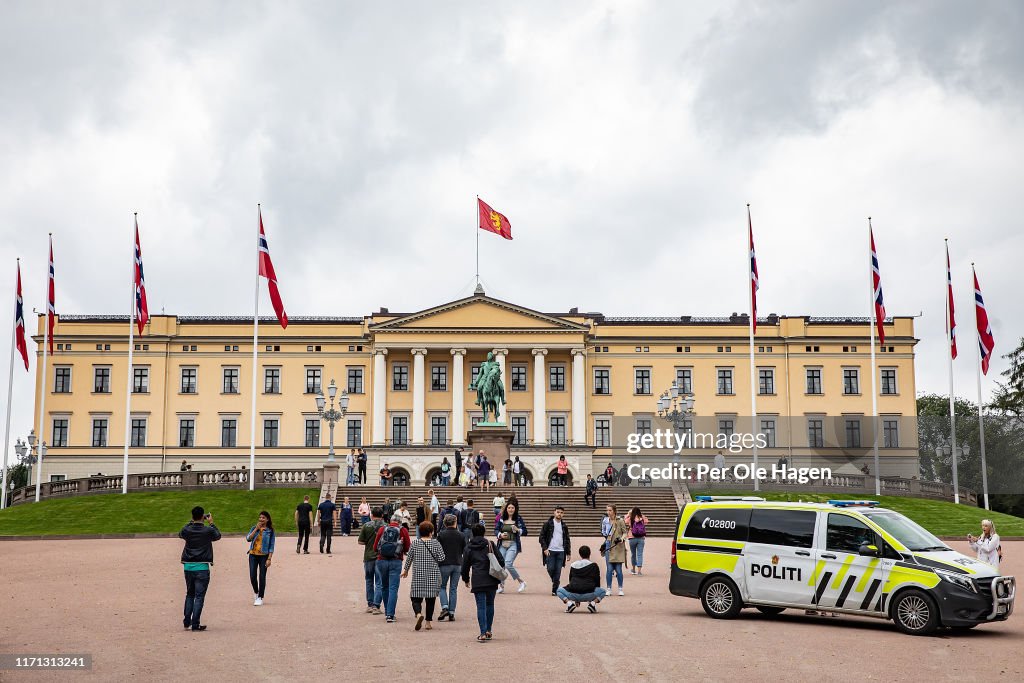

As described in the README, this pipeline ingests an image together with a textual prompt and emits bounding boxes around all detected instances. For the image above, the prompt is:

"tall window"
[54,367,71,393]
[843,369,860,395]
[758,368,774,395]
[263,419,279,448]
[347,367,364,394]
[806,368,822,395]
[392,416,408,445]
[221,419,237,447]
[845,419,861,448]
[181,367,197,393]
[807,419,824,448]
[222,367,239,394]
[133,367,149,393]
[717,369,734,395]
[93,367,111,393]
[264,368,280,394]
[634,368,651,395]
[635,418,653,435]
[430,416,447,445]
[51,418,69,447]
[131,418,147,447]
[595,418,611,447]
[549,416,566,445]
[179,419,195,448]
[470,365,481,387]
[92,418,108,447]
[760,419,776,448]
[511,416,527,445]
[431,365,447,391]
[305,419,320,448]
[594,368,610,395]
[510,365,527,391]
[718,419,735,438]
[881,369,897,395]
[883,419,899,448]
[393,364,409,391]
[676,368,693,394]
[306,368,322,394]
[346,419,362,447]
[549,365,565,391]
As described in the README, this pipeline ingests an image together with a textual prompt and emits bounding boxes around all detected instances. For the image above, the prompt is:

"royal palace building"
[30,291,919,484]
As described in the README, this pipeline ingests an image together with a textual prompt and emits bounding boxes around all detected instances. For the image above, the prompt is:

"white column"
[571,348,586,446]
[532,348,547,444]
[372,348,388,445]
[451,348,466,444]
[412,348,427,445]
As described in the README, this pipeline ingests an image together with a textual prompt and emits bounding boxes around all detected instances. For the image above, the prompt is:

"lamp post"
[935,438,970,505]
[7,438,27,507]
[657,381,696,482]
[20,434,39,502]
[314,379,349,462]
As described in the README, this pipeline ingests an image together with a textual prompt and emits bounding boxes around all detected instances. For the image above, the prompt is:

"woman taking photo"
[494,502,527,594]
[968,519,1001,568]
[461,523,506,642]
[625,506,649,576]
[402,521,446,630]
[245,511,276,606]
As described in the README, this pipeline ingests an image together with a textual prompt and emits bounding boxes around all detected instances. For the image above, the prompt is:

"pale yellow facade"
[31,293,919,483]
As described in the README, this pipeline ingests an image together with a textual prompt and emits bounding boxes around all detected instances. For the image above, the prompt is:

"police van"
[669,497,1015,635]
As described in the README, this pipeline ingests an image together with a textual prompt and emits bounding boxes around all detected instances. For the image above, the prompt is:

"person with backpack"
[601,504,628,595]
[461,523,506,642]
[373,514,412,623]
[625,506,649,576]
[440,457,452,487]
[437,513,466,622]
[402,521,447,630]
[358,506,386,613]
[460,500,481,542]
[494,502,527,594]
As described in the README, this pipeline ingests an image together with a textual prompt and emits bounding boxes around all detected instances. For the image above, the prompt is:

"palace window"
[431,365,447,391]
[221,419,237,448]
[305,419,320,448]
[92,418,108,447]
[131,418,147,447]
[133,367,149,393]
[758,368,774,395]
[549,365,565,392]
[676,368,692,394]
[263,419,279,448]
[634,368,651,395]
[806,368,822,395]
[180,419,195,448]
[393,364,409,391]
[392,416,408,445]
[52,418,69,447]
[264,368,280,394]
[306,367,322,394]
[347,367,364,394]
[222,367,239,394]
[347,419,362,447]
[845,419,861,449]
[881,368,897,395]
[430,416,447,445]
[807,419,824,448]
[549,416,566,445]
[511,416,527,445]
[595,418,611,448]
[181,367,198,394]
[717,368,734,395]
[93,366,111,393]
[843,369,860,395]
[54,367,71,393]
[511,365,528,391]
[883,419,900,448]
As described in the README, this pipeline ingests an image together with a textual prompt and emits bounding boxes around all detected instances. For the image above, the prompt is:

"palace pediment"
[369,295,589,334]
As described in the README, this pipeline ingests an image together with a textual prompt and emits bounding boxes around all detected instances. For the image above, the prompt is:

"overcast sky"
[1,1,1022,449]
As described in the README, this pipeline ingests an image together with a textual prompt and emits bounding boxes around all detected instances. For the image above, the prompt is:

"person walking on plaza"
[495,502,527,594]
[969,519,1001,568]
[461,523,506,642]
[179,506,220,631]
[346,449,356,486]
[492,491,505,518]
[358,506,386,613]
[358,496,371,526]
[460,499,481,542]
[403,521,447,630]
[339,496,353,536]
[437,513,465,622]
[357,448,368,484]
[440,457,453,486]
[602,504,627,595]
[316,494,337,554]
[245,511,275,606]
[415,497,429,538]
[626,506,649,576]
[556,455,569,486]
[584,474,598,509]
[373,514,412,623]
[557,545,606,613]
[539,505,571,596]
[295,494,313,554]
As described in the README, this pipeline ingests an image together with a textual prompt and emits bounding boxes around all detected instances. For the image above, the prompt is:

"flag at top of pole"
[477,198,512,240]
[870,226,886,345]
[258,208,288,329]
[134,217,149,335]
[748,205,758,331]
[974,265,995,375]
[946,241,957,360]
[46,236,55,354]
[15,260,29,370]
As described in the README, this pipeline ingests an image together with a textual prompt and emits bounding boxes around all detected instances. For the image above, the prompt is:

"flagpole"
[1,260,18,509]
[973,263,990,510]
[868,219,880,496]
[35,235,52,503]
[475,195,480,287]
[747,205,758,492]
[121,215,138,494]
[945,239,960,504]
[249,205,261,491]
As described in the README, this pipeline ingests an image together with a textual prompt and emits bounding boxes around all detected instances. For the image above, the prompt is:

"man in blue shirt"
[316,494,337,554]
[179,506,221,631]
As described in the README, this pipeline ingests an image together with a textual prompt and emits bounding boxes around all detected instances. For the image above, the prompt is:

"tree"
[991,336,1024,417]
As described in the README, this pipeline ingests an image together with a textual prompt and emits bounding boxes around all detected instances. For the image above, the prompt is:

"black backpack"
[463,508,480,530]
[378,525,403,559]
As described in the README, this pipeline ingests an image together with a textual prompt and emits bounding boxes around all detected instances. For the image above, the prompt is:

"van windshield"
[861,511,949,552]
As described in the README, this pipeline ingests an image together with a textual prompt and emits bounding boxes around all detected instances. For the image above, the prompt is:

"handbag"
[487,541,509,581]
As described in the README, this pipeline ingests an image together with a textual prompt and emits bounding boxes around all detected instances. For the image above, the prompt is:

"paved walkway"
[0,536,1020,682]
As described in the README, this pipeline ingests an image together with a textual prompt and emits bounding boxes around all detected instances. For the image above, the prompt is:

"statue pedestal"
[466,426,514,473]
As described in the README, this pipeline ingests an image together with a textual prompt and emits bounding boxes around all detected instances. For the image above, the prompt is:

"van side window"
[683,508,751,542]
[747,509,815,548]
[827,514,879,553]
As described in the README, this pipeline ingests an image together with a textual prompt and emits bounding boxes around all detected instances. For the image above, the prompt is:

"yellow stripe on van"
[855,559,878,592]
[831,555,856,590]
[677,551,740,575]
[808,560,826,586]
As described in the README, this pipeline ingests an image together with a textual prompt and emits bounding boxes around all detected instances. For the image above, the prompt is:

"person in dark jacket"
[584,474,598,509]
[437,513,465,621]
[556,545,606,612]
[460,524,505,642]
[357,506,386,613]
[494,502,528,594]
[179,506,221,631]
[538,506,571,595]
[415,497,429,537]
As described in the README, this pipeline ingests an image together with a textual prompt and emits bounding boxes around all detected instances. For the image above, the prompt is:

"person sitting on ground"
[557,545,606,613]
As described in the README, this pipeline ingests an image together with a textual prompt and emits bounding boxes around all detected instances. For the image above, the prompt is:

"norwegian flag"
[258,208,288,329]
[946,242,956,359]
[870,226,886,346]
[974,266,995,375]
[748,205,759,332]
[134,217,149,335]
[14,260,28,370]
[46,236,55,354]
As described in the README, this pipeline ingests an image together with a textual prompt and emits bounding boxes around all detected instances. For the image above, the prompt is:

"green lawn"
[689,490,1024,537]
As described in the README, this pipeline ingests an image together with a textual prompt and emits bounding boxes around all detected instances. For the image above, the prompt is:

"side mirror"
[858,543,880,557]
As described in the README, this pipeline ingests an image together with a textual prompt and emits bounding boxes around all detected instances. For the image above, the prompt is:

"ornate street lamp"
[314,379,349,462]
[657,380,695,431]
[935,438,970,503]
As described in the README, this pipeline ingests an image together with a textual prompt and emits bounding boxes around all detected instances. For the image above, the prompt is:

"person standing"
[437,513,465,622]
[491,491,506,518]
[179,506,220,631]
[969,519,1001,568]
[358,506,386,613]
[556,455,569,487]
[295,495,313,554]
[454,447,464,481]
[494,502,527,594]
[357,448,368,484]
[346,449,356,486]
[488,463,498,490]
[429,489,440,529]
[339,496,353,536]
[415,497,429,538]
[602,504,627,595]
[396,501,412,530]
[626,506,649,576]
[245,511,275,606]
[440,458,452,487]
[379,463,393,487]
[584,474,598,509]
[512,456,522,486]
[503,457,513,485]
[357,497,371,526]
[556,545,606,613]
[461,523,506,642]
[402,521,446,630]
[381,497,394,522]
[539,506,571,596]
[316,494,337,554]
[373,514,412,623]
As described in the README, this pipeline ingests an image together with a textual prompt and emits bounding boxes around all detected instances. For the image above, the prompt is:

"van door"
[813,513,893,613]
[743,508,818,605]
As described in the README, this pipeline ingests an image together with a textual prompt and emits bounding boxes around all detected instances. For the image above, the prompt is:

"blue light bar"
[694,496,766,502]
[828,500,880,507]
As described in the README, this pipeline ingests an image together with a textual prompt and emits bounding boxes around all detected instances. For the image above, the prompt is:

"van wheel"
[755,606,786,616]
[890,589,940,636]
[700,576,742,619]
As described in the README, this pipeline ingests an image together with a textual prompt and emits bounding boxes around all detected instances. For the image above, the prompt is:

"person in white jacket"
[968,519,1000,568]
